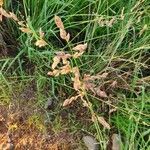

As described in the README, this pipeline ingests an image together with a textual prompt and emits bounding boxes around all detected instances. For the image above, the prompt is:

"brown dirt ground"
[0,83,76,150]
[0,103,75,150]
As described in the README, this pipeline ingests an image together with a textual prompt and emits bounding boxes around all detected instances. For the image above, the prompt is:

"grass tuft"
[0,0,150,149]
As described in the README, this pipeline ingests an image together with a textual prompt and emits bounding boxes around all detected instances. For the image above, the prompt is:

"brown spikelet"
[97,116,110,129]
[54,15,64,29]
[54,15,70,42]
[72,43,87,52]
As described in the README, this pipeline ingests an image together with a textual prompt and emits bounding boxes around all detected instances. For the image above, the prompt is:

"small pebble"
[83,135,99,150]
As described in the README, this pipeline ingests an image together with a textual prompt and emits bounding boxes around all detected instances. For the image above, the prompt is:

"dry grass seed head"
[18,21,26,27]
[59,28,70,42]
[73,51,84,58]
[0,7,10,20]
[52,56,61,70]
[94,87,108,98]
[72,67,82,91]
[63,95,80,107]
[19,27,32,33]
[9,12,19,21]
[54,15,70,42]
[52,52,71,69]
[107,17,116,27]
[73,76,82,91]
[35,39,48,47]
[91,72,108,80]
[0,7,19,22]
[72,43,87,52]
[0,0,3,6]
[97,116,110,129]
[39,28,45,38]
[98,16,105,27]
[54,15,64,29]
[60,64,71,75]
[50,69,60,76]
[83,74,96,93]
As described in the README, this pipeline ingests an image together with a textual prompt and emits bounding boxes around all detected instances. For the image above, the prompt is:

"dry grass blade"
[97,116,110,129]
